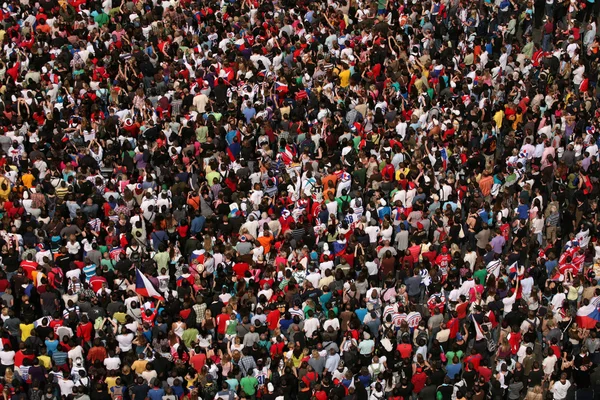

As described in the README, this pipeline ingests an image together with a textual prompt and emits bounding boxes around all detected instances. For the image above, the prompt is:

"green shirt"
[474,268,487,285]
[153,251,170,270]
[445,350,464,366]
[182,328,199,348]
[240,376,258,395]
[94,12,109,27]
[101,259,115,272]
[206,171,221,187]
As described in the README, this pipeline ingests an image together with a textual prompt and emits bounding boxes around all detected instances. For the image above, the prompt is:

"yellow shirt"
[21,173,34,189]
[105,376,118,390]
[20,323,34,342]
[113,312,127,325]
[38,355,51,369]
[493,110,504,129]
[339,69,351,88]
[131,359,148,375]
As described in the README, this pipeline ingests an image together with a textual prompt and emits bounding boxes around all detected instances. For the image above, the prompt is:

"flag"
[275,81,289,95]
[332,239,347,257]
[576,303,600,329]
[135,269,164,301]
[508,261,518,275]
[440,148,448,170]
[472,315,485,341]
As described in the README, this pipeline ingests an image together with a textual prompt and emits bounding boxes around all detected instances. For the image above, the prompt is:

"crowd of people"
[0,0,599,399]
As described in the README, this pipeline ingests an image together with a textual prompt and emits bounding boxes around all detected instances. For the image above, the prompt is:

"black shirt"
[528,369,543,387]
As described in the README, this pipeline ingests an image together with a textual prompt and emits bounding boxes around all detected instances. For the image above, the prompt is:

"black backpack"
[130,246,141,264]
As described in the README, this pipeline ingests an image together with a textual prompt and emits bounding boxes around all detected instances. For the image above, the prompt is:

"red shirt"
[190,353,206,373]
[266,309,280,331]
[233,263,249,279]
[216,313,230,334]
[509,332,522,355]
[21,260,38,280]
[411,371,427,393]
[76,322,93,343]
[447,317,460,339]
[141,307,158,325]
[270,342,285,358]
[89,276,107,293]
[49,319,64,334]
[397,343,412,359]
[464,354,482,370]
[478,366,492,382]
[314,391,327,400]
[456,302,469,320]
[550,344,561,358]
[14,351,34,368]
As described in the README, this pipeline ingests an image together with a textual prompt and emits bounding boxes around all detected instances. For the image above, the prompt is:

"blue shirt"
[355,308,368,323]
[242,107,256,123]
[517,204,529,220]
[45,339,58,355]
[191,216,206,234]
[148,388,165,400]
[446,363,462,379]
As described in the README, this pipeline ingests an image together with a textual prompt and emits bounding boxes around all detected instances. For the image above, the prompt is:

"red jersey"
[216,313,230,334]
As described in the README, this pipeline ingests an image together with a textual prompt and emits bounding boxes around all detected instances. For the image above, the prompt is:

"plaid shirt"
[239,355,256,376]
[193,303,206,325]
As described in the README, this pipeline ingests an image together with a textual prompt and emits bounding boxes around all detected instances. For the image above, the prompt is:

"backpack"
[112,385,124,400]
[29,388,43,400]
[416,330,428,345]
[340,195,351,212]
[130,247,141,264]
[344,147,357,166]
[485,331,497,353]
[202,382,218,399]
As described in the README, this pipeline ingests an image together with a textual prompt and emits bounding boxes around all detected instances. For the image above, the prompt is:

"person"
[0,0,595,398]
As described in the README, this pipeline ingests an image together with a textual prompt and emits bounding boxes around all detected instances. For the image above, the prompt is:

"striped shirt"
[52,351,68,366]
[82,264,96,282]
[407,312,422,328]
[546,212,560,227]
[486,260,502,278]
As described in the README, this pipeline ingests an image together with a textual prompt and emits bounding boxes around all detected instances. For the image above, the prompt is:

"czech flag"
[135,269,164,301]
[440,147,448,170]
[332,239,347,257]
[576,303,600,329]
[471,315,485,341]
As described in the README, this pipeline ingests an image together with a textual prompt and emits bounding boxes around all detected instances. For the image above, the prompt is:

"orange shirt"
[479,176,494,197]
[257,235,273,255]
[321,174,338,190]
[187,195,200,211]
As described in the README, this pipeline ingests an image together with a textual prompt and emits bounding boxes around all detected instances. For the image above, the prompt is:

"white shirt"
[502,289,518,316]
[116,333,134,352]
[0,350,14,365]
[520,277,534,297]
[104,356,121,370]
[67,345,84,362]
[543,354,557,375]
[306,272,322,289]
[304,317,321,338]
[58,378,75,396]
[552,380,571,400]
[365,226,380,243]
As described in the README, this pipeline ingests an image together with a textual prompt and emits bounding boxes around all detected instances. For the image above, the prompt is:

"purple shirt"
[490,235,506,254]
